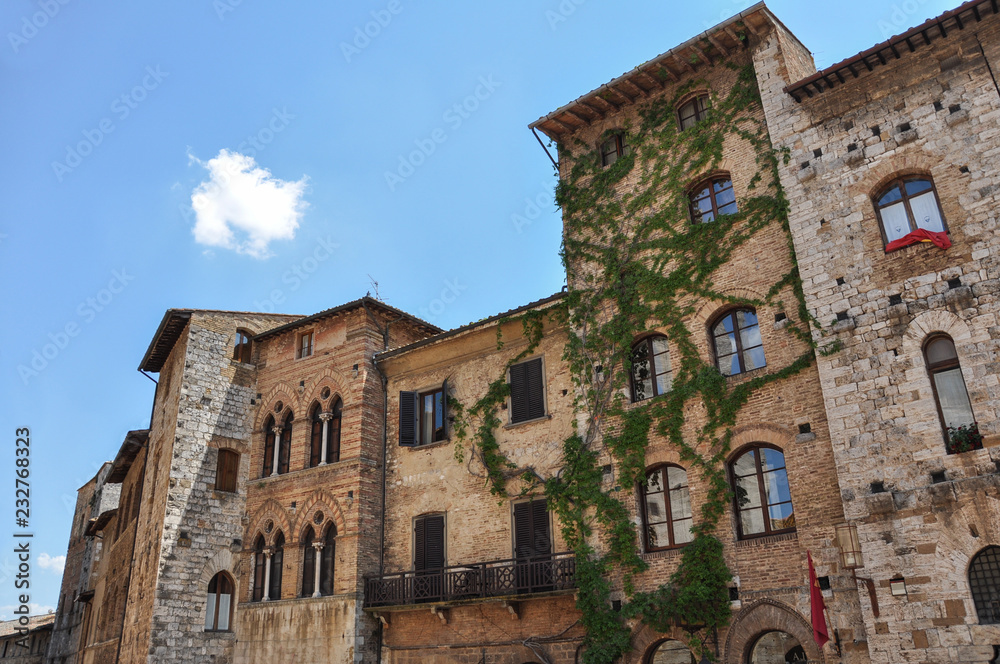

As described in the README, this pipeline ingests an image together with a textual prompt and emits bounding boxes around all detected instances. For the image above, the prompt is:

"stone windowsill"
[503,414,553,430]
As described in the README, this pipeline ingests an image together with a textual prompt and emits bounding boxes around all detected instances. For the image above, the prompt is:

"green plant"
[947,424,983,454]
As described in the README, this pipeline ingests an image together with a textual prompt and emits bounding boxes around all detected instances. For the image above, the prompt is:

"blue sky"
[0,0,956,616]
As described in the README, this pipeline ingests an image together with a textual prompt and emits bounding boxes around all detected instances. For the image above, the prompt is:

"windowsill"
[641,546,686,562]
[295,354,314,361]
[402,438,451,452]
[734,531,798,548]
[253,457,356,484]
[723,365,769,384]
[212,489,240,498]
[230,360,255,369]
[202,630,236,639]
[503,414,552,429]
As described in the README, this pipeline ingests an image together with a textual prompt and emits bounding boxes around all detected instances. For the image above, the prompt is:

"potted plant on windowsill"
[947,424,983,454]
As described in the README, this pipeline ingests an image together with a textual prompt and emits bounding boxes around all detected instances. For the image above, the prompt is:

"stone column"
[312,542,325,597]
[262,549,273,601]
[271,426,282,477]
[319,412,333,465]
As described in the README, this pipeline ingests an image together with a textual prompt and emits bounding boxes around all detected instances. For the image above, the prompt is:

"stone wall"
[759,9,1000,664]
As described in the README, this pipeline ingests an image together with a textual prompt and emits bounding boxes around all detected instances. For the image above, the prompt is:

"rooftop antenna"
[368,275,382,301]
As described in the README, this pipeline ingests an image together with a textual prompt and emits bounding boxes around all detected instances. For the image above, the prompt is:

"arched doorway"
[748,631,807,663]
[648,639,697,664]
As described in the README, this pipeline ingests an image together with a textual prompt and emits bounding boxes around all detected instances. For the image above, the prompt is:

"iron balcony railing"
[365,552,576,607]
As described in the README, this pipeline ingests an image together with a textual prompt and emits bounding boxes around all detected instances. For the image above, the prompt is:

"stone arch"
[858,154,939,201]
[623,621,698,664]
[255,385,299,431]
[901,309,974,356]
[294,489,347,543]
[723,598,823,664]
[247,499,292,547]
[198,549,239,592]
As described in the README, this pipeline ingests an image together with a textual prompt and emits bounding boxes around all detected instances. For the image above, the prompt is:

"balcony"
[364,553,576,608]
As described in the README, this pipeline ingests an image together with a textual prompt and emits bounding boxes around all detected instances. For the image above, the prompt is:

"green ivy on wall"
[451,60,826,663]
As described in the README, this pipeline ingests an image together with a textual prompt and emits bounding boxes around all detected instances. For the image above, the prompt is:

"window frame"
[508,357,547,425]
[233,329,253,364]
[418,387,447,446]
[689,175,737,224]
[269,532,284,600]
[600,132,629,167]
[639,464,693,552]
[261,416,276,478]
[710,308,765,377]
[252,536,266,602]
[413,513,447,571]
[215,449,239,493]
[677,93,710,131]
[630,335,672,403]
[297,330,315,359]
[204,572,235,632]
[511,497,552,560]
[729,444,796,540]
[873,176,948,248]
[923,334,978,450]
[969,546,1000,624]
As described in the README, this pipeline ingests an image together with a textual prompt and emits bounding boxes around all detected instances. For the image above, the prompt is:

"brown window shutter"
[526,359,545,420]
[399,391,419,446]
[510,358,545,423]
[514,499,551,558]
[425,515,445,569]
[413,516,426,570]
[441,379,449,439]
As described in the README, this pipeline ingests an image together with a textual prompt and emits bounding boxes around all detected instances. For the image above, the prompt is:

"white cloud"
[189,149,308,259]
[0,604,55,620]
[38,553,65,574]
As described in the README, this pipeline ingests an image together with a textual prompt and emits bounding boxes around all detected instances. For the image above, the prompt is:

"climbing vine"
[452,58,829,663]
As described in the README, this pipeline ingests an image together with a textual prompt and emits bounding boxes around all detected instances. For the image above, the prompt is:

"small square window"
[297,331,314,359]
[600,134,628,167]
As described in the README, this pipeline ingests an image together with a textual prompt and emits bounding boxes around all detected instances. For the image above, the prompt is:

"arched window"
[924,335,979,453]
[261,415,276,478]
[309,399,343,467]
[730,445,795,539]
[641,465,693,551]
[970,546,1000,624]
[677,94,710,131]
[204,572,234,631]
[600,132,628,167]
[215,449,239,493]
[252,536,266,602]
[689,175,736,223]
[328,399,342,463]
[320,524,336,596]
[874,176,946,246]
[269,532,284,601]
[233,329,252,364]
[309,405,324,468]
[748,631,807,663]
[277,413,293,474]
[647,638,696,663]
[301,527,317,597]
[711,308,764,376]
[630,336,672,402]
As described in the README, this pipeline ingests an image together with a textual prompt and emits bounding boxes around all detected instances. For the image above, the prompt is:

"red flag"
[885,228,951,253]
[808,552,830,648]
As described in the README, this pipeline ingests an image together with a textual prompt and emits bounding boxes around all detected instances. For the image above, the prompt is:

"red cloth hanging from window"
[885,228,951,253]
[808,552,830,649]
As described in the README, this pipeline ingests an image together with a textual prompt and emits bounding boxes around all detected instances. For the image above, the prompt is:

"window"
[730,445,795,538]
[647,639,697,664]
[262,416,276,478]
[874,177,946,245]
[690,176,737,223]
[924,335,978,451]
[513,498,551,559]
[204,572,234,631]
[252,536,266,602]
[678,94,710,130]
[711,309,764,376]
[970,546,1000,624]
[640,465,693,551]
[310,399,343,466]
[233,329,252,364]
[509,358,545,424]
[631,336,672,402]
[301,525,336,597]
[600,133,628,167]
[278,413,292,474]
[297,331,314,359]
[215,449,239,492]
[301,527,316,597]
[399,382,448,447]
[413,514,445,571]
[269,532,284,600]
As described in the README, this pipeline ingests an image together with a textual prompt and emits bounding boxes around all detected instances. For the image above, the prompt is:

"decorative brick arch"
[623,621,699,664]
[293,489,346,543]
[729,423,794,453]
[722,598,824,664]
[690,286,769,332]
[247,499,292,547]
[255,385,300,431]
[302,368,351,408]
[686,159,737,192]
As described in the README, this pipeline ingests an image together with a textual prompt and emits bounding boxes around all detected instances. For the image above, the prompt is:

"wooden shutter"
[414,514,445,571]
[510,358,545,423]
[514,499,551,559]
[441,379,449,439]
[216,450,238,492]
[399,391,419,446]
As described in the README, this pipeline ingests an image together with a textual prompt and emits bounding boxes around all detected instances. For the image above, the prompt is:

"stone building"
[1,615,54,663]
[45,1,1000,663]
